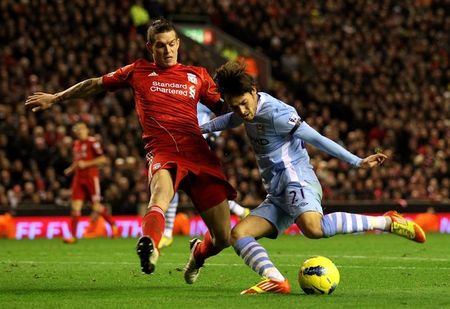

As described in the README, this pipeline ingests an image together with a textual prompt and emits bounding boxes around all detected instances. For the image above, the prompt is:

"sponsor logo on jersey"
[148,71,158,76]
[187,73,198,84]
[288,114,301,126]
[150,81,190,96]
[250,136,270,146]
[81,144,87,158]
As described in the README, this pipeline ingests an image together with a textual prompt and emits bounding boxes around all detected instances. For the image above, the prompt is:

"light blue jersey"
[201,92,363,236]
[201,92,362,194]
[197,103,220,138]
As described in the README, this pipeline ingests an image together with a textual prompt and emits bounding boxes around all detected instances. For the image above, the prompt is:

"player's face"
[73,123,89,140]
[147,30,180,68]
[226,88,258,121]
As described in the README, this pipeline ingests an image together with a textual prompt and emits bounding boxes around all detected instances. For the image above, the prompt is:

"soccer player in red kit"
[63,122,118,244]
[25,18,236,283]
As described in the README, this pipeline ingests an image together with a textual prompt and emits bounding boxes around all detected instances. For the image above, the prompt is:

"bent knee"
[297,212,324,239]
[211,233,230,249]
[230,228,244,246]
[230,223,256,245]
[301,225,324,239]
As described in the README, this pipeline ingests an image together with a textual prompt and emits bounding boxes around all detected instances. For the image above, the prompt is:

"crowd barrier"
[1,213,449,240]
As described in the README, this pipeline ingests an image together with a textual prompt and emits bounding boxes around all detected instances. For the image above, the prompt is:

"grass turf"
[1,234,449,308]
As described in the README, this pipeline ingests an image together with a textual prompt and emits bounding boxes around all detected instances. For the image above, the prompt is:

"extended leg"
[184,199,230,284]
[230,215,291,295]
[137,169,174,274]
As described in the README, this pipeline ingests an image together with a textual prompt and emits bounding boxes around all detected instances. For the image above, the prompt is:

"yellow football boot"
[158,235,174,249]
[240,278,291,295]
[384,211,426,243]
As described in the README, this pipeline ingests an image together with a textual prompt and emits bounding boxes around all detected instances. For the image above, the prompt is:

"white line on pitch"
[3,252,449,263]
[165,252,450,262]
[2,260,450,270]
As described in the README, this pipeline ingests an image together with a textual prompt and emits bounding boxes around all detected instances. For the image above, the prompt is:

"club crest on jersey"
[153,163,161,171]
[189,85,196,99]
[256,124,265,133]
[288,114,301,126]
[187,73,198,84]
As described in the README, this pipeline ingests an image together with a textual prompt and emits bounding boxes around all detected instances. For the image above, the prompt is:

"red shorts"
[71,175,101,203]
[147,150,236,212]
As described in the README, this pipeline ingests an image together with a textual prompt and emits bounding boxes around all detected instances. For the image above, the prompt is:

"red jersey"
[73,137,103,179]
[101,59,221,153]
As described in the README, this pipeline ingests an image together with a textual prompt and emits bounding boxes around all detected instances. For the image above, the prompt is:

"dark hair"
[214,61,256,97]
[147,18,177,43]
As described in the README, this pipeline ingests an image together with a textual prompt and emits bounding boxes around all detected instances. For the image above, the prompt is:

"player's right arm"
[200,112,243,133]
[64,162,77,176]
[26,61,135,112]
[25,77,104,112]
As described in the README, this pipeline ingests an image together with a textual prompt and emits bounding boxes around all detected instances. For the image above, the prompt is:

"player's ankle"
[384,216,392,231]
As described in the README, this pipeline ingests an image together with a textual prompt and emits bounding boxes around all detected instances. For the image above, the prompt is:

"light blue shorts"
[251,181,323,238]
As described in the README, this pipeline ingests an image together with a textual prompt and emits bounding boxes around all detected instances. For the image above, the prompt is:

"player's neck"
[154,62,180,70]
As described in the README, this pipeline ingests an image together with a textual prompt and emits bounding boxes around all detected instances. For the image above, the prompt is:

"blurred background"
[0,0,449,238]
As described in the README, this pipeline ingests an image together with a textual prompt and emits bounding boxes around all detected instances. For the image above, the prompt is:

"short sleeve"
[273,105,302,136]
[198,68,221,108]
[90,138,104,156]
[102,63,135,91]
[92,141,103,156]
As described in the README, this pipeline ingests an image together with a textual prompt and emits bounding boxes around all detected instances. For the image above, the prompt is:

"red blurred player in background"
[63,121,118,243]
[25,18,236,283]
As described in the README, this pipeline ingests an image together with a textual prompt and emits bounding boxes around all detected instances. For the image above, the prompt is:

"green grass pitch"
[1,234,449,308]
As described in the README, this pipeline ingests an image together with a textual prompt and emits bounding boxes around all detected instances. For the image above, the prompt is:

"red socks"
[70,214,79,238]
[194,231,223,266]
[100,207,115,227]
[141,205,165,247]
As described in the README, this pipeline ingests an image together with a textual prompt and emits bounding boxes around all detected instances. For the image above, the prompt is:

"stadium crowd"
[0,0,449,214]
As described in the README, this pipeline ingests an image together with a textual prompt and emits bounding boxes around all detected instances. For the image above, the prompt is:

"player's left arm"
[294,121,387,168]
[198,68,230,116]
[200,112,243,133]
[273,107,387,168]
[204,98,226,116]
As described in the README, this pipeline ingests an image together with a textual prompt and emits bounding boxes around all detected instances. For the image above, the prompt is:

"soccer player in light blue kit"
[200,61,426,294]
[159,103,248,249]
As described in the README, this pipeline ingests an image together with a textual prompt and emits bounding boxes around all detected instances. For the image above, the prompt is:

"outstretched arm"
[25,77,104,112]
[295,122,387,168]
[64,155,108,176]
[77,155,108,169]
[200,112,244,133]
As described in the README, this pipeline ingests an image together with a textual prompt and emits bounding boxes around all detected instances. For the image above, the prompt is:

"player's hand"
[64,162,78,175]
[25,92,59,112]
[64,166,74,176]
[359,153,388,169]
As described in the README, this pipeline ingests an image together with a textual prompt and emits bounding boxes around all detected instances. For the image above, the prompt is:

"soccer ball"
[298,256,340,295]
